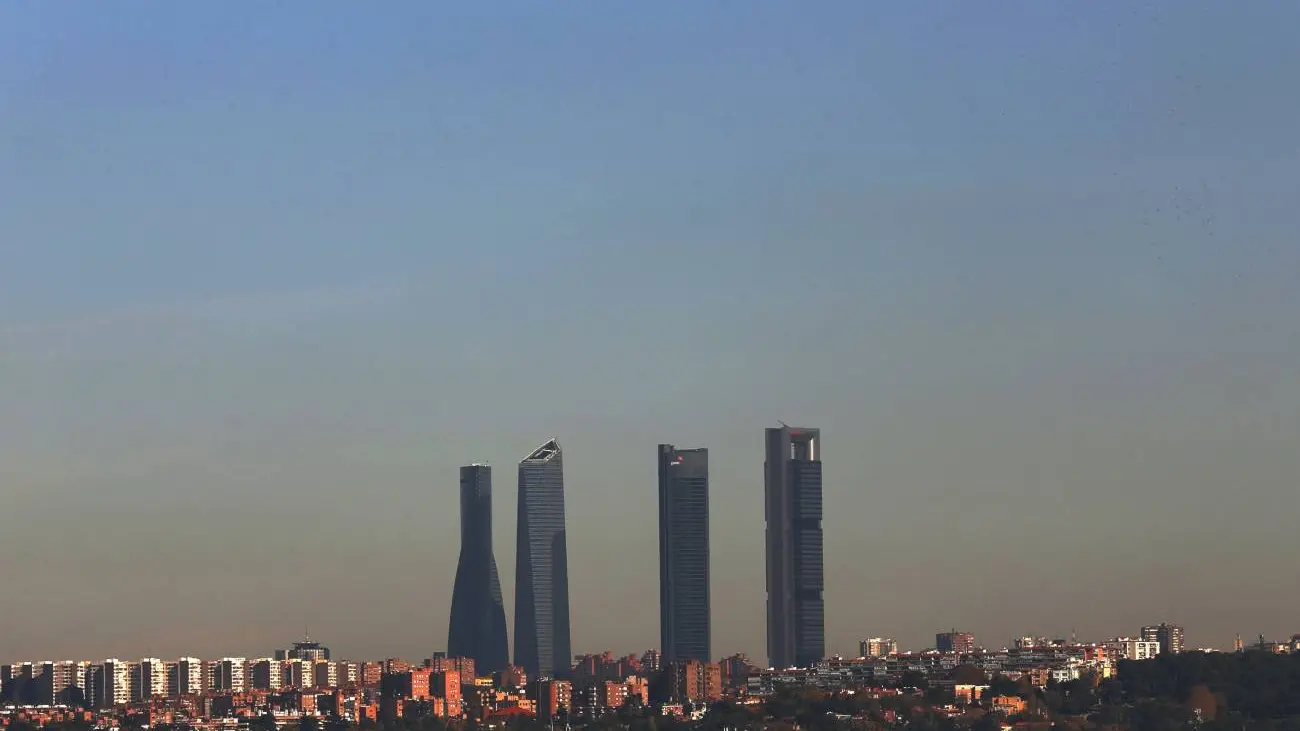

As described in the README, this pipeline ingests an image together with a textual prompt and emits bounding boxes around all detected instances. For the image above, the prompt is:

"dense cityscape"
[4,430,1299,731]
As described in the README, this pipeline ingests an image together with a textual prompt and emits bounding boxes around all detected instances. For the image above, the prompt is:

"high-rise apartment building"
[97,659,132,708]
[173,658,203,695]
[1107,638,1161,660]
[134,658,167,700]
[668,660,723,704]
[657,444,711,664]
[936,631,977,654]
[337,661,360,688]
[428,654,477,686]
[313,660,338,689]
[217,658,247,692]
[283,659,313,688]
[2,663,48,706]
[1141,623,1185,655]
[52,661,90,706]
[514,439,573,679]
[764,425,824,669]
[31,663,55,706]
[860,638,899,658]
[250,658,284,691]
[536,679,573,719]
[448,464,510,676]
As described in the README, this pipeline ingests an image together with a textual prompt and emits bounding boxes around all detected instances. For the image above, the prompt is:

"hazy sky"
[2,1,1298,665]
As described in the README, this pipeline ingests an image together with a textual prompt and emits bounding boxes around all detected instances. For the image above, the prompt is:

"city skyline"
[0,425,1286,663]
[10,622,1283,725]
[3,1,1299,665]
[1,620,1230,667]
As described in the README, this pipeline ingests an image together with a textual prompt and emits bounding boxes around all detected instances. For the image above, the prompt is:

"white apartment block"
[52,661,90,704]
[174,657,204,695]
[217,658,247,692]
[250,658,284,690]
[859,638,898,658]
[313,661,338,689]
[282,659,312,688]
[101,659,133,708]
[135,658,168,700]
[1051,666,1081,683]
[337,662,359,687]
[1106,638,1161,661]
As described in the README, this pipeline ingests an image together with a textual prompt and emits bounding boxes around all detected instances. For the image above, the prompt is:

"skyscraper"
[658,444,711,664]
[514,439,573,679]
[448,464,510,675]
[764,425,824,669]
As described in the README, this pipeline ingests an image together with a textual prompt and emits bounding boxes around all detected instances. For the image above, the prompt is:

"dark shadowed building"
[448,464,510,675]
[514,439,573,679]
[658,444,711,664]
[764,425,824,669]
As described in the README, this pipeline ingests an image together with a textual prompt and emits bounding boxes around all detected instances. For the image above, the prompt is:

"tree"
[900,670,929,691]
[300,716,322,731]
[924,686,948,706]
[1188,684,1218,722]
[765,690,800,720]
[617,694,647,723]
[985,675,1021,700]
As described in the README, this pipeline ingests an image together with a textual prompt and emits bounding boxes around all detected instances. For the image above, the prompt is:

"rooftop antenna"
[778,420,789,428]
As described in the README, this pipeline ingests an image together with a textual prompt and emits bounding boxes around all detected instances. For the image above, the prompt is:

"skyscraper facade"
[514,439,573,679]
[658,444,711,664]
[447,464,510,675]
[764,425,824,669]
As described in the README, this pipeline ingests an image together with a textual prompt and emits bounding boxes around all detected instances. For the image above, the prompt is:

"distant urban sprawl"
[4,430,1299,730]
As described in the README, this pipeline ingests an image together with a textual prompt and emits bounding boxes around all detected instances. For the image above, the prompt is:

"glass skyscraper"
[658,444,711,664]
[447,464,510,675]
[513,439,573,679]
[764,425,824,669]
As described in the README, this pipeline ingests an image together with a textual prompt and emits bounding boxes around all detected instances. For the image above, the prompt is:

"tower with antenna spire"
[277,636,331,662]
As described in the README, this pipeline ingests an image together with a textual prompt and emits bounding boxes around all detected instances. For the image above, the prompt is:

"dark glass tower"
[764,425,824,669]
[658,444,711,664]
[447,464,509,675]
[513,439,572,679]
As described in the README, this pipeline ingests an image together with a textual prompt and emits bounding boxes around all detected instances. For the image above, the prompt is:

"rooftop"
[523,439,561,463]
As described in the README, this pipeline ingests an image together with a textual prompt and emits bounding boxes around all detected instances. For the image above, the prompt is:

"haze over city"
[2,1,1298,666]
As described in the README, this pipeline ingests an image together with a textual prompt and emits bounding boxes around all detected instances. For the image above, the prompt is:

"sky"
[1,1,1298,664]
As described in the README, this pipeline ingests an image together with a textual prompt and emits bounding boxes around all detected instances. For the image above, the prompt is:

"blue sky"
[1,1,1298,663]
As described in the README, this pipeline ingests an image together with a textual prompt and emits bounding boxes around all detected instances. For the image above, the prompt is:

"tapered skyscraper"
[447,464,509,675]
[513,439,572,679]
[764,425,824,669]
[658,444,711,664]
